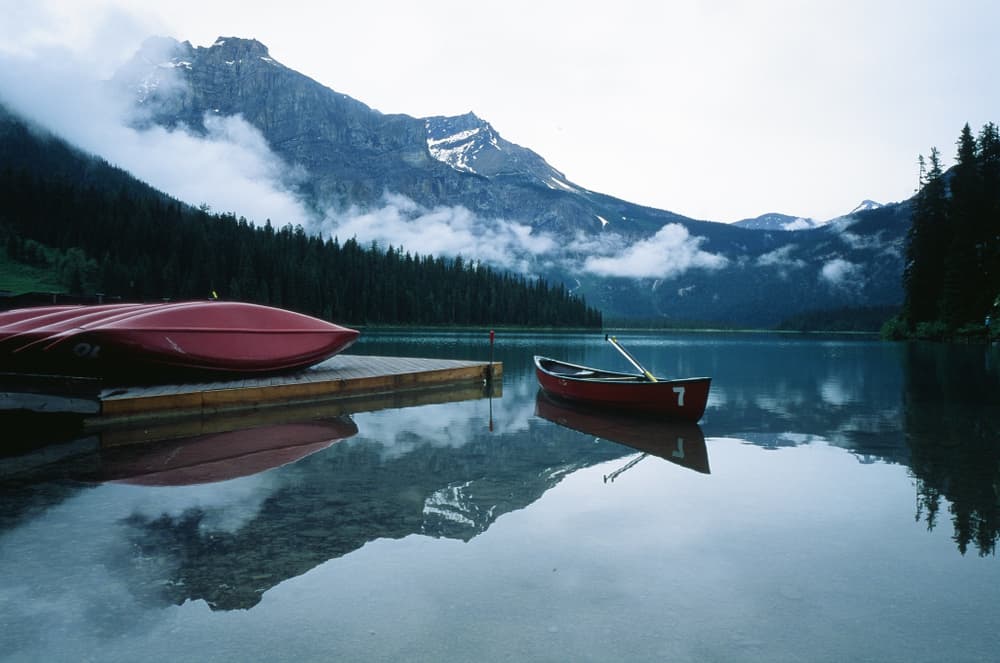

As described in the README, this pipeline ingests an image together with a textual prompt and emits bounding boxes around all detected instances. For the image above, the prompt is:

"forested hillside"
[888,121,1000,339]
[0,110,601,327]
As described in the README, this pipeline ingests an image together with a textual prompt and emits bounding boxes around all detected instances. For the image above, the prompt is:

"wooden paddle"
[605,334,658,382]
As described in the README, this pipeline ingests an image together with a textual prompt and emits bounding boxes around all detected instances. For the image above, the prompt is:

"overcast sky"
[2,0,998,223]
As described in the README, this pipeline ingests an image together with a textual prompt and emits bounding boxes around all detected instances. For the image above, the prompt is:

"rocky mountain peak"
[424,111,570,189]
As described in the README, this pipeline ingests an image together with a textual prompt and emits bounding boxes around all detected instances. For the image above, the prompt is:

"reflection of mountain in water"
[119,401,648,611]
[903,343,1000,556]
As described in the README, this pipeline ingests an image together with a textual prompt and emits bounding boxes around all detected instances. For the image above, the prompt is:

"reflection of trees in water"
[904,343,1000,556]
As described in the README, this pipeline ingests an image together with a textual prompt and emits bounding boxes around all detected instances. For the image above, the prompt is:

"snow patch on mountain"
[849,199,883,215]
[424,112,573,190]
[426,124,483,173]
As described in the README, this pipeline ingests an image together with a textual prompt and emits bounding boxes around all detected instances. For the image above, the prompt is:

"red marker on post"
[488,330,495,375]
[488,329,496,431]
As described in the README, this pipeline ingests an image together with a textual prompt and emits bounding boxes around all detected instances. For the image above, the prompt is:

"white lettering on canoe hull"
[673,386,685,407]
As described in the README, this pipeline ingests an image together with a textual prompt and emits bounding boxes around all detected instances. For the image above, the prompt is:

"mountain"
[732,213,819,231]
[102,36,908,325]
[734,201,885,232]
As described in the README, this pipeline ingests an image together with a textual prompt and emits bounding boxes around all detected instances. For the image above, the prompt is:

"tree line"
[888,122,1000,339]
[0,121,601,327]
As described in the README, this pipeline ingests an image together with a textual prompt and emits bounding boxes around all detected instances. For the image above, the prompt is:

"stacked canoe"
[0,300,359,380]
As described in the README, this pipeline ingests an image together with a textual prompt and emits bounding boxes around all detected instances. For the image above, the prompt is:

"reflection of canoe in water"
[0,301,359,378]
[98,417,358,486]
[534,356,711,421]
[535,391,709,475]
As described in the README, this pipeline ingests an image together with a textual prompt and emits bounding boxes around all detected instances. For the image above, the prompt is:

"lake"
[1,331,999,662]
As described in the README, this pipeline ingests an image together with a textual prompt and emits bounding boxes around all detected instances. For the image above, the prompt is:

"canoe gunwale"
[533,356,710,385]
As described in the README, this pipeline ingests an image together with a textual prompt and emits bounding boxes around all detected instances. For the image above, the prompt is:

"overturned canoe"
[0,300,359,379]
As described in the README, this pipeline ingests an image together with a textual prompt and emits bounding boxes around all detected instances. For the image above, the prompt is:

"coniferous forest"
[0,113,602,328]
[890,122,1000,339]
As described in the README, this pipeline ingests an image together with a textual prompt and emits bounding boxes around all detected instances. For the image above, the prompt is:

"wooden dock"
[0,355,502,433]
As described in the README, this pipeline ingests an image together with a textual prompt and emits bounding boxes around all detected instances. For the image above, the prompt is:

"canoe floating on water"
[0,300,359,380]
[533,355,711,422]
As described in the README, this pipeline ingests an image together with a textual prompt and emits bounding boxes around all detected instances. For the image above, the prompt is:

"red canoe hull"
[534,356,711,422]
[1,301,359,379]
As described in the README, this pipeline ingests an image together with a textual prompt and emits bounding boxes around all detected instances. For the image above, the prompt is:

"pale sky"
[2,0,998,223]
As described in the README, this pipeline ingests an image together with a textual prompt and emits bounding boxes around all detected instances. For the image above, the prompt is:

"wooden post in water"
[488,329,496,432]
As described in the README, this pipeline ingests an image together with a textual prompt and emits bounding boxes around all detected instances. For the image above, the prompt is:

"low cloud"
[116,113,312,225]
[820,258,863,289]
[756,244,805,269]
[782,218,814,231]
[323,198,729,281]
[0,30,313,228]
[582,224,728,278]
[322,193,556,273]
[757,244,807,280]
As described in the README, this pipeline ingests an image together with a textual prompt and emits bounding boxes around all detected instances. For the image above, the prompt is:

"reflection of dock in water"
[534,391,710,475]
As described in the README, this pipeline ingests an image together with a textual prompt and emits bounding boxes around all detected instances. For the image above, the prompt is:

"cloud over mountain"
[0,33,313,228]
[820,258,863,290]
[321,193,556,273]
[582,224,728,279]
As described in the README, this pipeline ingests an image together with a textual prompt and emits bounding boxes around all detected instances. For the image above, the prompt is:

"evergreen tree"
[900,121,1000,336]
[904,148,948,325]
[977,123,1000,311]
[943,124,981,327]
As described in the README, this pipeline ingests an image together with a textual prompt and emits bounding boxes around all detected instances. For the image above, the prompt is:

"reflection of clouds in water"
[819,376,855,406]
[778,432,825,445]
[706,387,727,409]
[354,384,538,460]
[0,485,174,657]
[124,474,281,534]
[0,466,302,657]
[755,394,796,418]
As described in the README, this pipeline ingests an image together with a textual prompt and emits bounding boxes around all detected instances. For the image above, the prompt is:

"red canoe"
[0,300,359,378]
[534,355,711,422]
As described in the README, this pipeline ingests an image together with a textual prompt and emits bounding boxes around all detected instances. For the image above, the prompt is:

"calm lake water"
[1,331,999,662]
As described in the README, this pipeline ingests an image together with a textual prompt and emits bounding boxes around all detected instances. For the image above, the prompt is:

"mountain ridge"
[16,35,909,326]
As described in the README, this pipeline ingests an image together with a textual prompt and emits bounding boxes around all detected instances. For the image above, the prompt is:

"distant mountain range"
[733,200,885,231]
[14,36,909,326]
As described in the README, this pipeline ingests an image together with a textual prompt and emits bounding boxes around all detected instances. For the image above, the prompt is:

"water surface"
[1,331,998,662]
